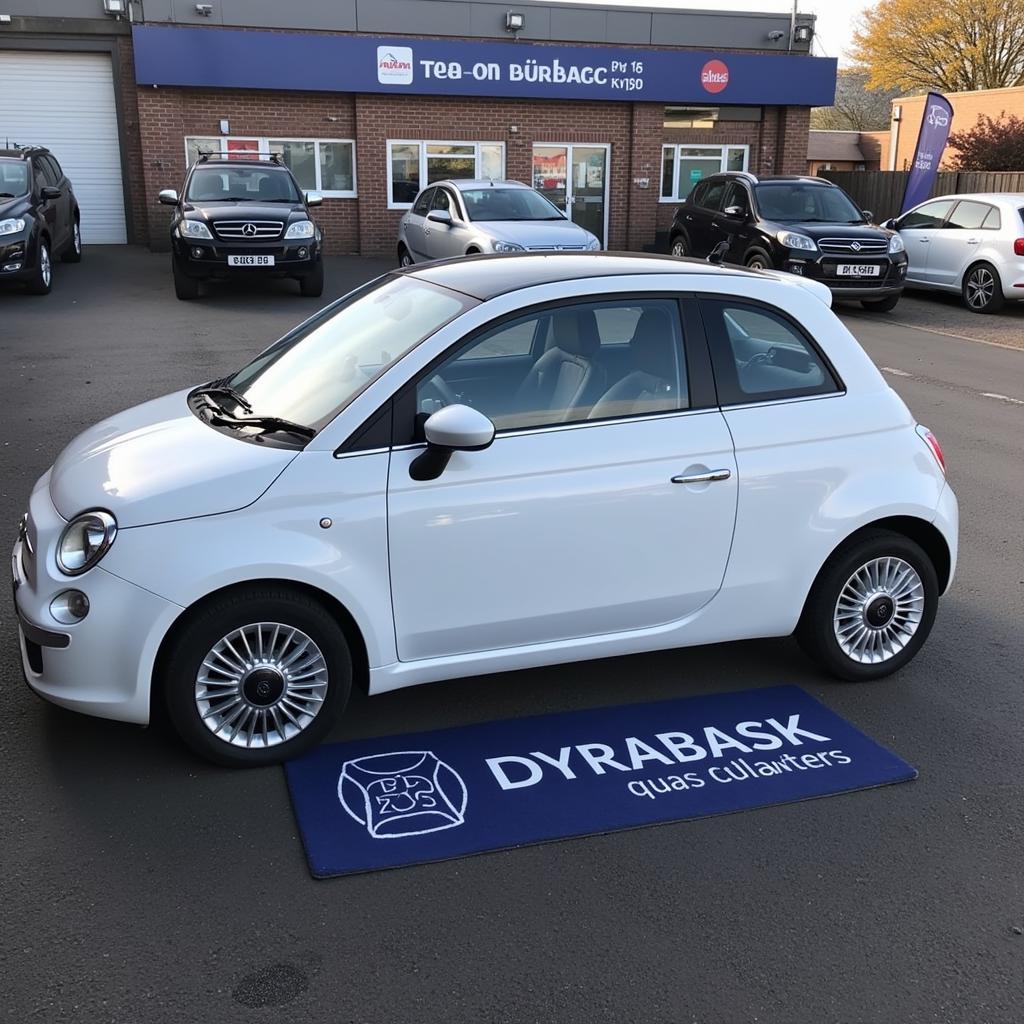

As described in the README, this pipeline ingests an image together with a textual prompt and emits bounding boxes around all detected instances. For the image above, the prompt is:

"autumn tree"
[811,71,899,131]
[948,112,1024,169]
[852,0,1024,93]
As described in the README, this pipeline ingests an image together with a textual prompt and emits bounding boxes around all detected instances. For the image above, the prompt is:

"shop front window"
[387,141,506,207]
[660,144,750,202]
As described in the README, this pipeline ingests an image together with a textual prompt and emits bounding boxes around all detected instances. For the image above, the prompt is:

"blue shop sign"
[132,26,837,106]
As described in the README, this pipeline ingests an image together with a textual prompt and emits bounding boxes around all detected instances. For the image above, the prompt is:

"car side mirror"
[40,186,62,201]
[426,209,453,226]
[722,204,746,219]
[410,404,495,481]
[882,217,897,230]
[861,210,874,223]
[305,191,323,207]
[158,189,179,206]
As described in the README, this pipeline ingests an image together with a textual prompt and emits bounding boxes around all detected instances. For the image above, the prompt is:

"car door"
[925,199,995,289]
[424,186,466,260]
[32,156,65,251]
[386,294,738,662]
[403,187,434,261]
[894,199,955,285]
[713,182,754,263]
[44,155,73,248]
[688,179,729,257]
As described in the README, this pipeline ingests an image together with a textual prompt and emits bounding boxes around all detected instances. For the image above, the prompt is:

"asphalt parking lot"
[2,247,1023,1024]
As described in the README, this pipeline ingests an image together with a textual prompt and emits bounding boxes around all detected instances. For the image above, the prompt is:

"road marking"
[881,366,911,377]
[981,392,1024,406]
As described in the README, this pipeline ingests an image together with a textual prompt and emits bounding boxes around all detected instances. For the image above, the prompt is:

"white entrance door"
[532,144,609,247]
[0,51,127,243]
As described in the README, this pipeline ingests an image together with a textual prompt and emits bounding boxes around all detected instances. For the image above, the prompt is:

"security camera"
[195,3,213,15]
[767,30,785,41]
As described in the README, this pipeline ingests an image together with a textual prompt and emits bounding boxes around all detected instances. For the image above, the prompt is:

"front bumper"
[171,234,322,279]
[786,252,908,300]
[11,473,182,725]
[0,231,33,279]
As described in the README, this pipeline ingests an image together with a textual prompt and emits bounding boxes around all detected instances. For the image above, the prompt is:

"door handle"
[671,469,732,484]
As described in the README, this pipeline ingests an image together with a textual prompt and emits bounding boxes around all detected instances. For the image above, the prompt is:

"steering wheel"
[740,348,776,373]
[420,374,458,409]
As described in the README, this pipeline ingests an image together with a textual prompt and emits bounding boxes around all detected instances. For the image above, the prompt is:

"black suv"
[668,173,907,311]
[159,153,324,300]
[0,146,82,296]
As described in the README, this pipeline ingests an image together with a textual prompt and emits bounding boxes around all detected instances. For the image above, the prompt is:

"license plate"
[228,254,274,267]
[836,263,880,277]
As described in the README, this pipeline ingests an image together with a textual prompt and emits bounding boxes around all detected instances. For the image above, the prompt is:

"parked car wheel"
[162,586,353,767]
[26,238,52,295]
[796,530,939,682]
[745,251,771,271]
[172,258,200,300]
[669,234,689,258]
[860,294,900,313]
[299,260,324,298]
[397,243,413,268]
[962,262,1005,314]
[62,218,83,263]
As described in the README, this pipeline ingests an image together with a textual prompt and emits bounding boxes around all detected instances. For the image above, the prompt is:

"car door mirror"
[40,186,62,201]
[410,404,495,481]
[722,205,746,219]
[426,209,453,226]
[881,217,897,230]
[158,189,179,206]
[305,191,323,207]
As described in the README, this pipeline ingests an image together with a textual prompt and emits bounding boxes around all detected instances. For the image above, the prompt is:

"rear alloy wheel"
[163,587,352,766]
[26,239,52,295]
[962,263,1004,314]
[745,252,770,271]
[797,530,938,681]
[62,219,83,263]
[299,260,324,297]
[669,235,688,258]
[861,294,900,312]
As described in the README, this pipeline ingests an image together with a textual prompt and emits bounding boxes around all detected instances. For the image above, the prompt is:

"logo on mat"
[377,46,414,85]
[701,59,729,94]
[242,223,257,237]
[338,750,468,839]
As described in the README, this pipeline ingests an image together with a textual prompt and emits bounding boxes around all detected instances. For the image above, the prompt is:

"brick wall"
[136,87,360,252]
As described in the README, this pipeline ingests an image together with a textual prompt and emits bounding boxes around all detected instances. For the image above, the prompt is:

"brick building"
[2,0,835,255]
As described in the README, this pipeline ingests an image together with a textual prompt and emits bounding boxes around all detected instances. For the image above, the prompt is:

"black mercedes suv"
[0,146,82,296]
[668,173,907,311]
[159,153,324,300]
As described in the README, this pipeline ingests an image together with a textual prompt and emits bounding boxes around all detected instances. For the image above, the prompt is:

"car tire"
[162,586,353,767]
[26,238,52,295]
[173,258,200,300]
[397,244,414,268]
[961,262,1005,314]
[745,251,772,271]
[669,234,689,258]
[796,530,939,682]
[299,259,325,298]
[62,218,83,263]
[860,294,900,312]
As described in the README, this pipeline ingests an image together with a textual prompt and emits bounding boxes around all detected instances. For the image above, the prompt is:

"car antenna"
[707,241,730,265]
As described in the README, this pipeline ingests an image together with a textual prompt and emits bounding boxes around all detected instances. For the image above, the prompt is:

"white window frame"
[183,136,357,198]
[386,139,506,209]
[659,144,750,203]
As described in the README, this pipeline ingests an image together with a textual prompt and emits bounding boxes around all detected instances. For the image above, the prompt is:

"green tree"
[811,71,899,131]
[852,0,1024,93]
[948,112,1024,169]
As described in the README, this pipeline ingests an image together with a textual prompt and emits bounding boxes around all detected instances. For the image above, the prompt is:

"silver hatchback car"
[397,179,601,265]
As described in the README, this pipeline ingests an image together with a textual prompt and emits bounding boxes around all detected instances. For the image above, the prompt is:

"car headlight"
[285,220,315,240]
[888,233,905,254]
[776,231,817,252]
[493,241,525,253]
[180,220,213,240]
[57,511,117,576]
[586,236,601,251]
[0,217,27,236]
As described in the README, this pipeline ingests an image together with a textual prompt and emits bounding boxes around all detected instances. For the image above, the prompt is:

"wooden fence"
[820,170,1024,222]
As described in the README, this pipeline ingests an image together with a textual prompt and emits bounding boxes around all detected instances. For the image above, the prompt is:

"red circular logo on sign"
[701,59,729,94]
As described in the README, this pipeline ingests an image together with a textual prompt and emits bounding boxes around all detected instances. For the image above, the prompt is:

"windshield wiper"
[194,380,253,413]
[207,410,316,440]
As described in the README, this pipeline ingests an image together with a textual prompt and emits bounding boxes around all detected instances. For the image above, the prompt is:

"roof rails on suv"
[194,150,284,164]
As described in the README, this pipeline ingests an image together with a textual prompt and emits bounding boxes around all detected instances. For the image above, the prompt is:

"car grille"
[526,244,587,251]
[213,220,283,241]
[818,238,889,256]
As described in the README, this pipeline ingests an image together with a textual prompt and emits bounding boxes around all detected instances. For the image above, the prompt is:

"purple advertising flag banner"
[900,92,954,215]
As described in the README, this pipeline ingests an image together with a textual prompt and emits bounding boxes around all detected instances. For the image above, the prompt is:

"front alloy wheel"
[962,263,1004,313]
[669,235,688,258]
[27,240,52,295]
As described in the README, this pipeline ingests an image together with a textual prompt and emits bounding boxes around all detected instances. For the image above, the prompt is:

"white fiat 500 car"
[12,254,957,766]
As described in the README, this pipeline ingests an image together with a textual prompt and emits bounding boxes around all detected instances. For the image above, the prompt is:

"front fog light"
[57,510,117,576]
[191,247,204,259]
[50,590,90,624]
[297,246,309,259]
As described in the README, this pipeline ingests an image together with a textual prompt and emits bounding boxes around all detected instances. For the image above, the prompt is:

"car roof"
[0,148,43,160]
[442,179,532,191]
[402,251,785,301]
[925,192,1023,203]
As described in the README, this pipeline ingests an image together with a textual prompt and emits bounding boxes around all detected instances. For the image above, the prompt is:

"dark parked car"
[668,172,908,311]
[0,146,82,296]
[159,153,324,300]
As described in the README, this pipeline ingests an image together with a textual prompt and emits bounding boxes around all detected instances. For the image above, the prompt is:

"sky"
[557,0,879,66]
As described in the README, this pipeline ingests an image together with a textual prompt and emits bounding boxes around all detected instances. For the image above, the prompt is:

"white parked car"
[397,179,601,265]
[12,254,957,766]
[885,192,1024,312]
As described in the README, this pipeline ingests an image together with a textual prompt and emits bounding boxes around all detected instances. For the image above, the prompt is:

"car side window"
[33,158,57,189]
[700,181,728,212]
[981,206,1002,230]
[431,188,452,213]
[898,200,954,230]
[722,182,749,215]
[416,299,689,432]
[702,299,841,405]
[945,201,993,230]
[690,181,708,207]
[412,189,434,216]
[44,155,64,183]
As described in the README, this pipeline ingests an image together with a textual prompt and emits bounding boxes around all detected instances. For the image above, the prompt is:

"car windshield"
[186,166,302,203]
[461,187,565,222]
[754,183,864,223]
[222,276,476,431]
[0,160,29,198]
